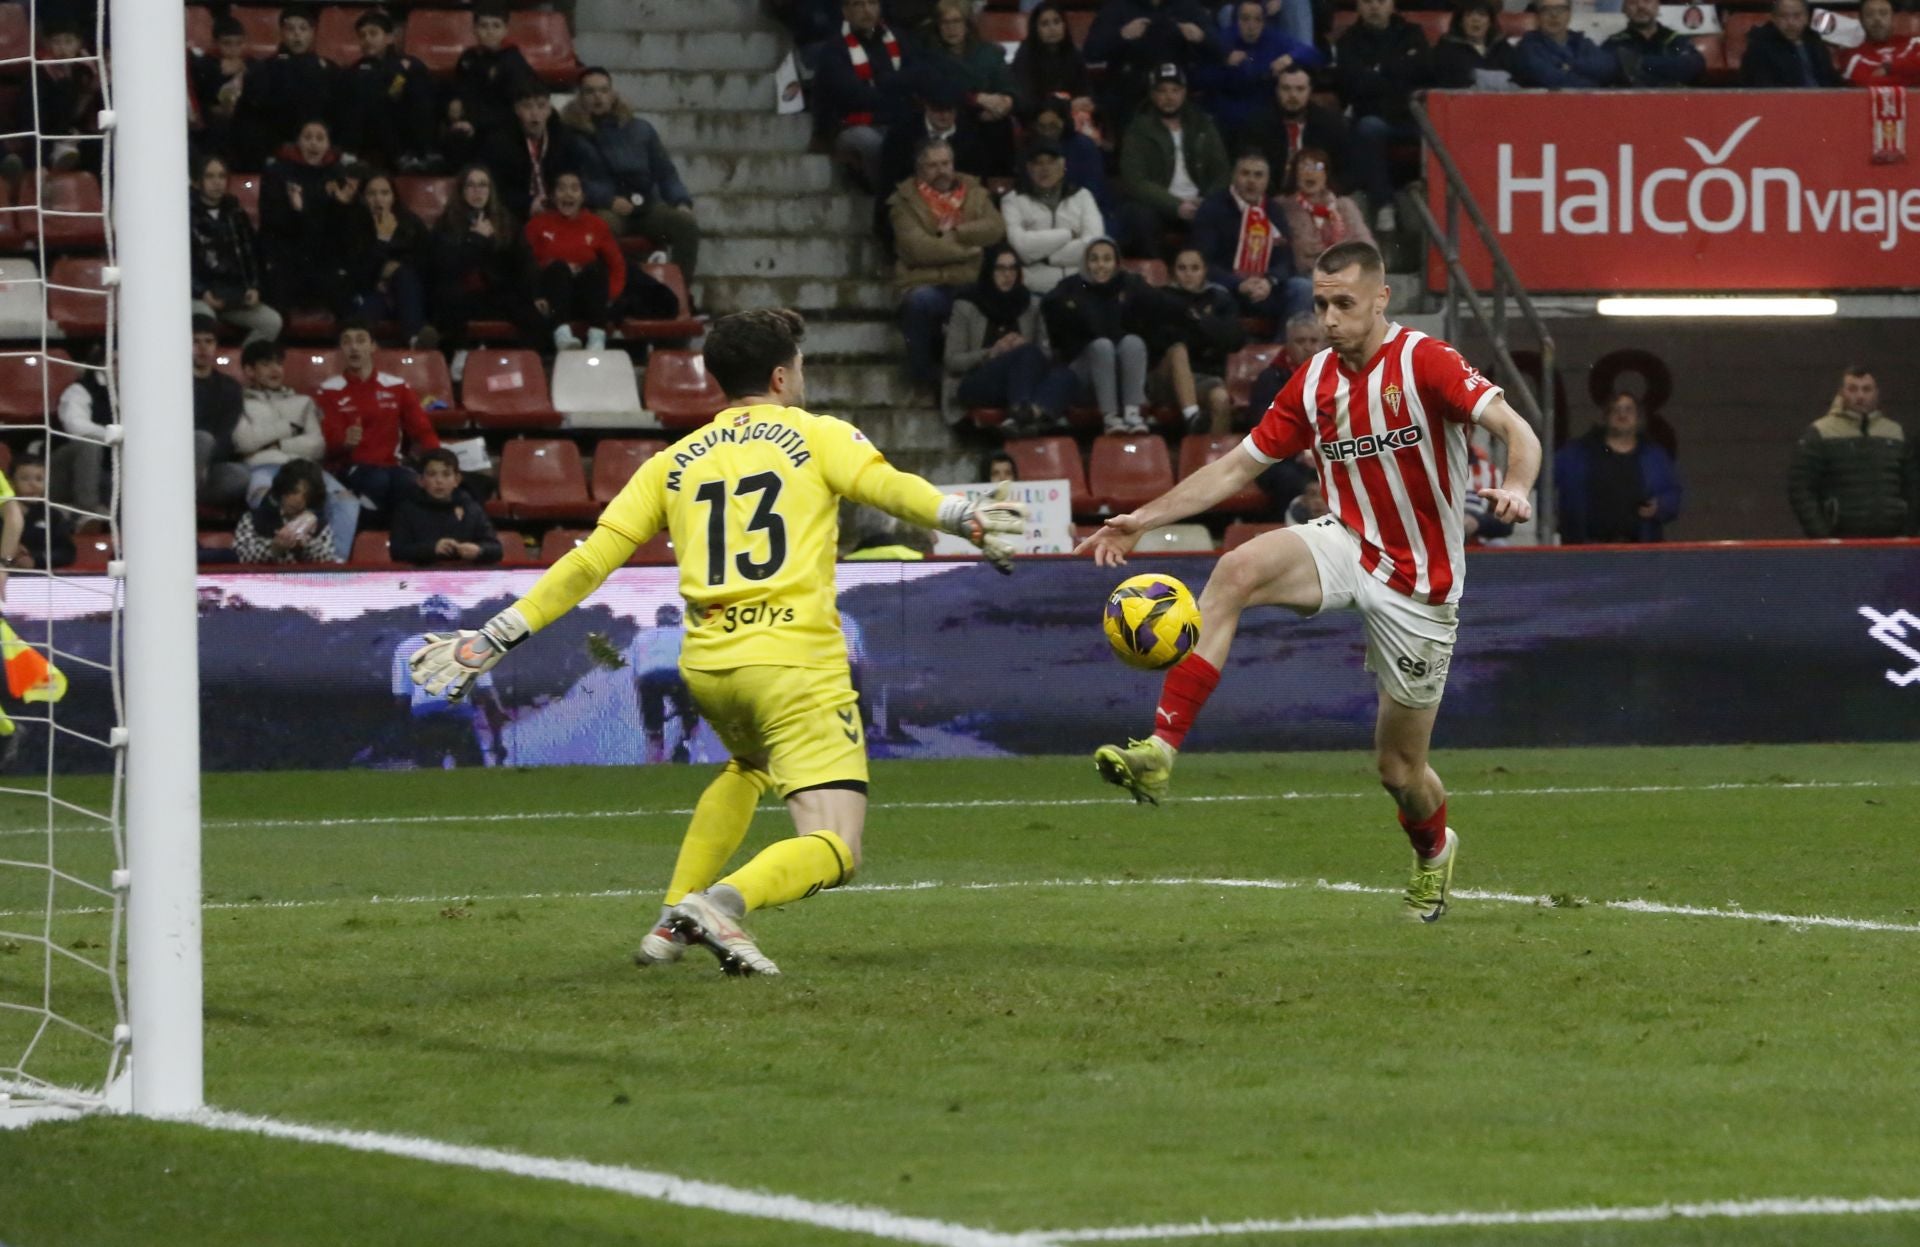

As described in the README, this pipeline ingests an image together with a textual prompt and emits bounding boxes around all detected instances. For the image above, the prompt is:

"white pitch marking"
[1036,1194,1920,1242]
[185,1108,1046,1247]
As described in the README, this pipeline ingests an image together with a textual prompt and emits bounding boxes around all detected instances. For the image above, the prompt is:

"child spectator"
[193,316,251,507]
[1041,238,1155,434]
[429,165,545,355]
[342,173,433,348]
[337,9,438,171]
[447,0,539,165]
[1278,148,1373,279]
[4,459,75,571]
[29,15,104,173]
[945,246,1072,435]
[483,86,584,222]
[190,15,256,164]
[388,449,503,566]
[235,459,342,564]
[1153,247,1243,432]
[259,120,358,313]
[982,450,1019,483]
[235,339,358,560]
[190,154,284,345]
[1010,4,1094,126]
[316,320,440,517]
[525,170,626,352]
[241,4,338,160]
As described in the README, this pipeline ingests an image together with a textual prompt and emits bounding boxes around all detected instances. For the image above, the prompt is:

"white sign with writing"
[931,478,1076,556]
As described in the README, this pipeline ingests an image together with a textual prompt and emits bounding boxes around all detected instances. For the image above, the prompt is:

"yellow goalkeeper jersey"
[513,403,947,671]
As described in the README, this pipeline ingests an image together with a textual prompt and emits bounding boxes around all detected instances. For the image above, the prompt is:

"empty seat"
[509,11,578,82]
[0,349,74,424]
[620,262,702,341]
[315,6,368,67]
[395,175,455,227]
[1402,10,1450,44]
[280,347,342,395]
[231,6,284,60]
[461,348,559,429]
[185,6,215,55]
[1225,344,1282,413]
[1222,521,1281,551]
[46,257,108,338]
[0,3,32,67]
[641,349,727,430]
[976,10,1028,45]
[591,438,667,502]
[373,348,461,428]
[1089,435,1174,513]
[40,172,106,249]
[351,530,398,567]
[72,534,116,570]
[551,348,643,427]
[538,527,589,564]
[229,172,263,228]
[495,438,593,520]
[1121,258,1168,287]
[1177,432,1266,514]
[0,258,42,337]
[494,529,533,564]
[547,526,673,565]
[1005,435,1093,515]
[404,9,474,75]
[1135,523,1214,553]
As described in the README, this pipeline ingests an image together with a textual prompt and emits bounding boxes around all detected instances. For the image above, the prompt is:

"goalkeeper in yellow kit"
[410,309,1024,976]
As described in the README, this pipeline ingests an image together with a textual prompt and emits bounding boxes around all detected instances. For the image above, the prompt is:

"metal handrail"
[1408,95,1557,543]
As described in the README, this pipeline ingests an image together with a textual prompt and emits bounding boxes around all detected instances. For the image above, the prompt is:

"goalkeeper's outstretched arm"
[841,458,1027,573]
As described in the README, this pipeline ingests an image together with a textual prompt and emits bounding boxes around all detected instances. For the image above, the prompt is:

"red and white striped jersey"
[1242,324,1501,605]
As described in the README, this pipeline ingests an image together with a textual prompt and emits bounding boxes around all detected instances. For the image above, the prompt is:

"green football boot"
[1093,736,1174,805]
[1403,829,1460,923]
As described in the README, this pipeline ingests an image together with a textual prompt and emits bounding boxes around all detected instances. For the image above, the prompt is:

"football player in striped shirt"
[1079,240,1541,922]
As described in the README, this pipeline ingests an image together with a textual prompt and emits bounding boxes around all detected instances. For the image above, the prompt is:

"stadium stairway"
[577,0,970,481]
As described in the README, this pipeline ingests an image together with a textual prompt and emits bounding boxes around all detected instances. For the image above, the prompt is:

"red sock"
[1152,655,1221,750]
[1399,802,1448,859]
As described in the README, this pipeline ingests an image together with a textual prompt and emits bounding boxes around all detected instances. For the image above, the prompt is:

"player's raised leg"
[635,756,773,967]
[1094,528,1324,803]
[1375,693,1457,922]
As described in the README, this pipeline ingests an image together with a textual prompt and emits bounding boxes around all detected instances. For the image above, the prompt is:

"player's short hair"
[704,309,807,399]
[419,448,461,475]
[1315,240,1385,281]
[241,339,284,367]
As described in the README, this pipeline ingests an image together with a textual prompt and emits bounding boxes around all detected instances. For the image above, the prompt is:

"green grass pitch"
[4,743,1920,1246]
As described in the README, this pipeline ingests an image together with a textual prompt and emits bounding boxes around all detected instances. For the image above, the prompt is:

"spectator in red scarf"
[1278,147,1372,278]
[1190,150,1308,328]
[1843,0,1920,85]
[815,0,914,191]
[888,137,1006,396]
[525,171,626,353]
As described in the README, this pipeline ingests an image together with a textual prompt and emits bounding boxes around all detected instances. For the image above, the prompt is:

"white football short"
[1291,514,1458,710]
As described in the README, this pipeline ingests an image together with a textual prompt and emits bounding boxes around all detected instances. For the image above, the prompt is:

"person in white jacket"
[1000,141,1105,295]
[235,339,360,560]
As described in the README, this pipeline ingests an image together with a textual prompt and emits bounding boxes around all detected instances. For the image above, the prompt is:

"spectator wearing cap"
[1027,100,1113,217]
[192,315,252,508]
[1010,3,1094,125]
[1192,150,1306,327]
[337,9,438,171]
[1513,0,1619,87]
[879,76,991,194]
[925,0,1019,177]
[815,0,915,192]
[1192,0,1321,143]
[483,86,585,221]
[1114,64,1229,259]
[1240,65,1350,193]
[1334,0,1434,233]
[446,0,538,166]
[1739,0,1843,86]
[239,3,338,160]
[1083,0,1223,126]
[1842,0,1920,86]
[1434,0,1518,89]
[887,138,1006,397]
[564,68,702,282]
[190,14,258,164]
[1277,148,1372,279]
[1001,140,1106,295]
[190,153,284,346]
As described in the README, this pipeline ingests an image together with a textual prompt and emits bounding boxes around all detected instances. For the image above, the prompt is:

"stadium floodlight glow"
[1595,297,1839,318]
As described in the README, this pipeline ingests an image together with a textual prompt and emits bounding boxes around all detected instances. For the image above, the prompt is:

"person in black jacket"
[238,4,338,162]
[1603,0,1704,86]
[481,86,584,221]
[1739,0,1842,87]
[445,0,538,168]
[190,15,257,166]
[813,0,916,192]
[1433,0,1518,89]
[192,316,251,507]
[1151,246,1244,432]
[1334,0,1434,231]
[389,450,503,565]
[1241,66,1352,193]
[259,120,358,313]
[336,9,438,172]
[190,154,284,345]
[1082,0,1223,127]
[1042,238,1156,434]
[342,173,434,347]
[1011,3,1094,122]
[4,459,75,572]
[429,165,545,353]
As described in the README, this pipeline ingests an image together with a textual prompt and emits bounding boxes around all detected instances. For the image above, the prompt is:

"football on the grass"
[1102,574,1201,671]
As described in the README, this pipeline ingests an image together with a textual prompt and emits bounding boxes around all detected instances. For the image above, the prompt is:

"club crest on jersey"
[1321,423,1425,463]
[1382,382,1403,417]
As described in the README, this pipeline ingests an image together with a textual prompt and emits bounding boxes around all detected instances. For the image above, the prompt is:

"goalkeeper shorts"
[680,663,867,797]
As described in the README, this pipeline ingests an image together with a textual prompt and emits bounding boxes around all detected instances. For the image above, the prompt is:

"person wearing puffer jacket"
[1000,141,1105,296]
[189,154,284,345]
[235,339,360,561]
[944,245,1076,434]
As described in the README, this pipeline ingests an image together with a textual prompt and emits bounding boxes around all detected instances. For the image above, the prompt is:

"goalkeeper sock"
[1398,801,1448,860]
[717,830,855,913]
[663,760,770,905]
[1152,654,1221,750]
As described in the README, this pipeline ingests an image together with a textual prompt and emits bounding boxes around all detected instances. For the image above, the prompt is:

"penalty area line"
[185,1108,1046,1247]
[1036,1193,1920,1242]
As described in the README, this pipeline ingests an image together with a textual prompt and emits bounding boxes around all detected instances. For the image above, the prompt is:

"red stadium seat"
[620,263,702,341]
[1897,12,1920,36]
[1403,11,1451,44]
[47,257,108,338]
[39,172,105,249]
[1721,13,1768,75]
[229,172,263,228]
[351,530,399,567]
[1222,521,1281,551]
[591,438,667,502]
[461,348,559,429]
[284,308,339,341]
[395,175,455,227]
[73,534,116,570]
[495,438,593,520]
[509,11,579,83]
[1121,258,1168,287]
[374,348,462,429]
[0,349,74,424]
[642,349,727,430]
[1689,34,1725,75]
[0,179,29,252]
[1225,345,1282,413]
[630,531,675,564]
[280,347,342,395]
[1089,435,1174,513]
[404,9,474,75]
[1496,11,1535,39]
[494,529,533,564]
[199,531,235,551]
[185,6,215,55]
[211,346,247,385]
[231,6,284,61]
[315,7,369,67]
[967,407,1009,430]
[539,527,588,563]
[1005,435,1093,515]
[1177,433,1266,514]
[977,11,1028,44]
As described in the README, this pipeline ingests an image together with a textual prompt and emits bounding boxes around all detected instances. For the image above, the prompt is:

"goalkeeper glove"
[935,483,1026,574]
[409,607,530,703]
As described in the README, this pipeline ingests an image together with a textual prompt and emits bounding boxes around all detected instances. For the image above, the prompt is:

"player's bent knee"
[1203,546,1263,609]
[1376,750,1421,795]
